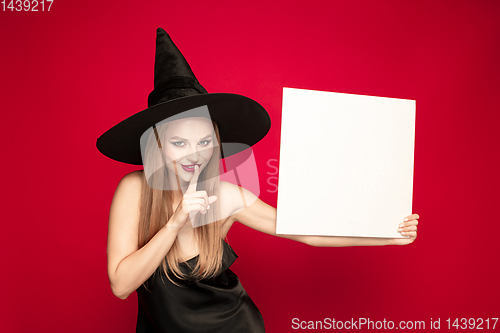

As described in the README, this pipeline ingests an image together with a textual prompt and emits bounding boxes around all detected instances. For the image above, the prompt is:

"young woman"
[97,28,419,333]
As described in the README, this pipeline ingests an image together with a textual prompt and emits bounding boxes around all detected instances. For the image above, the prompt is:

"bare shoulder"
[219,180,246,207]
[109,170,144,228]
[218,181,237,219]
[219,180,239,197]
[218,181,238,234]
[117,170,144,190]
[219,181,259,218]
[111,170,143,200]
[107,170,144,277]
[219,180,257,197]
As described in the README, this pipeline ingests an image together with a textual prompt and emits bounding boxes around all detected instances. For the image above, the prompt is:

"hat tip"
[156,27,166,35]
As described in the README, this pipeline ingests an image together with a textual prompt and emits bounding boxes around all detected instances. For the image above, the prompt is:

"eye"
[199,140,212,146]
[171,141,185,147]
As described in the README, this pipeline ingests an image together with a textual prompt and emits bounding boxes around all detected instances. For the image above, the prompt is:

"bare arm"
[107,167,215,299]
[229,184,419,247]
[106,171,181,299]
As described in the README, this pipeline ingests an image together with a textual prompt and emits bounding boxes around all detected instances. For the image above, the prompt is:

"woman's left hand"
[393,214,419,245]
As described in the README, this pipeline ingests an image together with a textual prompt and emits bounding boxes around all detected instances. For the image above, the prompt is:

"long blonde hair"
[138,119,224,285]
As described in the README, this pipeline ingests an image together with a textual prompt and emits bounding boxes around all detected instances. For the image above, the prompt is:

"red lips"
[181,164,201,172]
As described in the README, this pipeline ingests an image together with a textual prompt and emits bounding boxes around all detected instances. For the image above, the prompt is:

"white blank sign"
[276,87,415,238]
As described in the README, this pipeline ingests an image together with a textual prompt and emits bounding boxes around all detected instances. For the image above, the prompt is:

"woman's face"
[163,117,215,184]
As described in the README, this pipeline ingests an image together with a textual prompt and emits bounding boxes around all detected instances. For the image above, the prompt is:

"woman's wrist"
[165,222,182,230]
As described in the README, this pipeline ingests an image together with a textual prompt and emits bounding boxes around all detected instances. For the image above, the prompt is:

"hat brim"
[96,93,271,165]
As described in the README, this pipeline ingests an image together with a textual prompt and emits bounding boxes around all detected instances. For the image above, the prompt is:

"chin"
[180,169,201,182]
[180,173,194,183]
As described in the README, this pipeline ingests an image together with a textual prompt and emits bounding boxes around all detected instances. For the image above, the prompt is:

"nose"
[185,146,200,163]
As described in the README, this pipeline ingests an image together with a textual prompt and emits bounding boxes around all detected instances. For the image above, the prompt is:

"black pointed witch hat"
[96,28,271,165]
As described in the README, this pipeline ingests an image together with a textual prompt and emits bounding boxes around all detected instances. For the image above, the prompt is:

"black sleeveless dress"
[136,240,266,332]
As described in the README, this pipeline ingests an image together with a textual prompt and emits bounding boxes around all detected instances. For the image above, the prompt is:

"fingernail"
[207,205,210,210]
[398,223,403,228]
[404,218,409,221]
[398,228,403,232]
[201,210,206,215]
[402,232,406,235]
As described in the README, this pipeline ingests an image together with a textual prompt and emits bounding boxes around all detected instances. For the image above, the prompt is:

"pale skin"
[107,117,419,299]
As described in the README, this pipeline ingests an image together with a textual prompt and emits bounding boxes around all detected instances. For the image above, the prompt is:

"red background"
[1,0,499,332]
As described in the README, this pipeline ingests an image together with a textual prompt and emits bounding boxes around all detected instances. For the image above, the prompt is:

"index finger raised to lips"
[194,190,209,209]
[186,165,200,194]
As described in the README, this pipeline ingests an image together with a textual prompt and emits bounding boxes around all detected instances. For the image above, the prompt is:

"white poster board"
[276,87,415,238]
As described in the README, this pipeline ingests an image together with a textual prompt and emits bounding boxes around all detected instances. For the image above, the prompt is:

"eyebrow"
[169,134,213,141]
